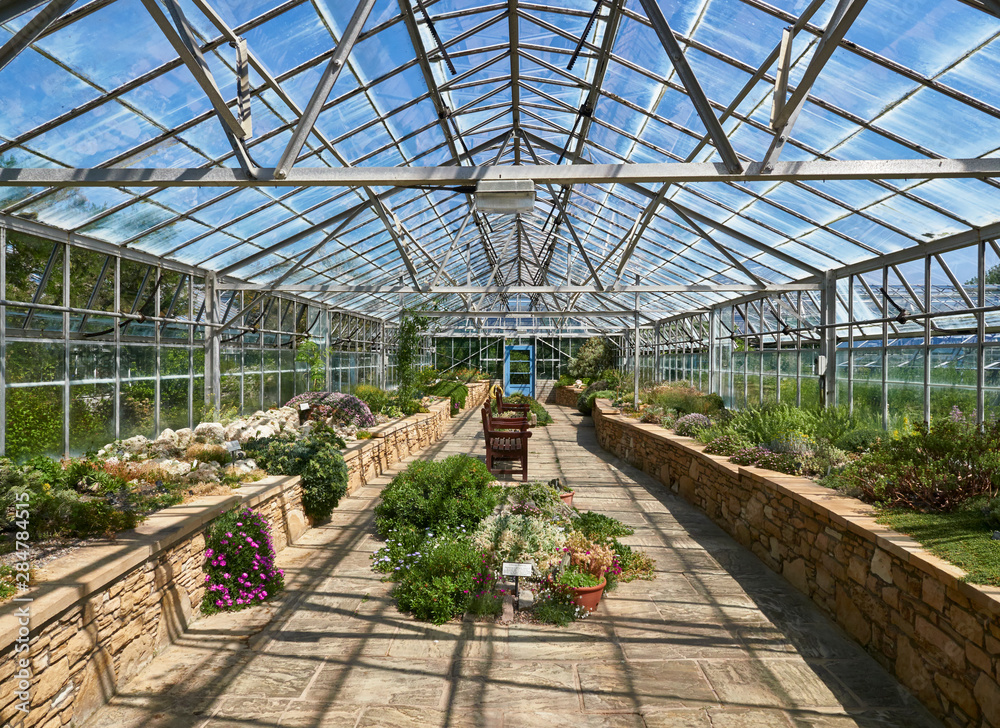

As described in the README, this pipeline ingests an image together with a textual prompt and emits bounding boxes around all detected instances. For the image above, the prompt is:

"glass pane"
[6,385,63,459]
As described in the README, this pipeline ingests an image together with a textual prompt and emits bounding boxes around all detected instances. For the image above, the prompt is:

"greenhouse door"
[504,345,534,399]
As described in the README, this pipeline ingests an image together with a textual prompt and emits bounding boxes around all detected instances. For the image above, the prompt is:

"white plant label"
[502,562,533,578]
[225,440,242,452]
[299,403,311,411]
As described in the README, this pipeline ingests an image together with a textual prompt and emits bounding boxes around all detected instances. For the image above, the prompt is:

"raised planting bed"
[591,398,1000,727]
[0,397,459,727]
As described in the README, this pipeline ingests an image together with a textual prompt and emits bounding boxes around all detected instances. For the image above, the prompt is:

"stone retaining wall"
[0,399,459,728]
[463,380,491,411]
[592,399,1000,728]
[555,384,585,408]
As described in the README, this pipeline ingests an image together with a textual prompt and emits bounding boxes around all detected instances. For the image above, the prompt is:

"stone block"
[836,585,871,646]
[896,636,938,711]
[934,672,978,722]
[871,547,893,584]
[974,673,1000,727]
[74,649,115,727]
[916,615,965,669]
[923,576,947,612]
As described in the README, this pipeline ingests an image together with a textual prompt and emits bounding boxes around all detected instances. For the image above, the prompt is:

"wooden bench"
[481,405,532,481]
[495,389,531,417]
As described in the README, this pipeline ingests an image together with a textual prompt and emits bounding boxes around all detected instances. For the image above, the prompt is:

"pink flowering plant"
[201,506,284,614]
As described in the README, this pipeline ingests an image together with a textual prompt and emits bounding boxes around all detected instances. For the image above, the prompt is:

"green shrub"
[556,374,577,387]
[533,585,585,625]
[576,380,607,414]
[567,337,614,379]
[354,384,390,414]
[374,454,501,535]
[300,445,349,521]
[833,419,1000,511]
[611,540,656,582]
[578,387,613,416]
[425,380,469,410]
[836,427,885,454]
[0,458,141,539]
[201,506,283,614]
[729,446,803,475]
[385,531,498,624]
[557,565,601,588]
[573,511,634,540]
[642,383,724,416]
[702,433,751,456]
[724,403,814,447]
[243,426,348,521]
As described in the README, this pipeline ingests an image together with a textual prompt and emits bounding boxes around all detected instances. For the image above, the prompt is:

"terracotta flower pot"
[567,576,606,612]
[559,490,575,507]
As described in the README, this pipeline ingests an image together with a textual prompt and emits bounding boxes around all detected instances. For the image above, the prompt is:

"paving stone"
[451,660,580,711]
[578,660,718,712]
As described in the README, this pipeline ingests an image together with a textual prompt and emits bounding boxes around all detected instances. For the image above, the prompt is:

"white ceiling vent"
[475,179,535,214]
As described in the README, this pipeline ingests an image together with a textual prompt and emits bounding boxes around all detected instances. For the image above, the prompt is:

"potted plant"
[548,477,575,507]
[556,565,606,612]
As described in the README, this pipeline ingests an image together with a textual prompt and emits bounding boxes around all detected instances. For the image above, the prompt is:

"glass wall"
[654,237,1000,428]
[1,224,390,459]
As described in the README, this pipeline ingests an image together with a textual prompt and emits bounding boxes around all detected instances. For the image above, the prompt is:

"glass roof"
[2,0,1000,325]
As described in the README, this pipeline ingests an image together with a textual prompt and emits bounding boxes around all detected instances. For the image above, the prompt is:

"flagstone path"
[83,403,942,728]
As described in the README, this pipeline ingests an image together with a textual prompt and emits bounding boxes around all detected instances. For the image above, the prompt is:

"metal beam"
[140,0,248,141]
[139,0,256,174]
[411,310,649,319]
[216,283,818,293]
[0,0,74,74]
[274,0,377,179]
[764,0,869,167]
[637,0,742,174]
[6,157,1000,188]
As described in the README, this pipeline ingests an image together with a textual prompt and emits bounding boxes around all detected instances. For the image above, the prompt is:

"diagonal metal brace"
[638,0,743,174]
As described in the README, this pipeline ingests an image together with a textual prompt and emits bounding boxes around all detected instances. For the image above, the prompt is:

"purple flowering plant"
[201,506,284,614]
[673,413,712,437]
[285,391,376,428]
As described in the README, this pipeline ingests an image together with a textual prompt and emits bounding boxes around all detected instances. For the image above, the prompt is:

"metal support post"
[114,256,121,440]
[821,270,838,408]
[0,226,6,456]
[977,238,986,426]
[62,243,70,456]
[923,258,931,424]
[204,272,222,411]
[708,308,718,394]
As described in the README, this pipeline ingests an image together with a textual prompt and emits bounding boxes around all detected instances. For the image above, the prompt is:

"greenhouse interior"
[2,0,1000,727]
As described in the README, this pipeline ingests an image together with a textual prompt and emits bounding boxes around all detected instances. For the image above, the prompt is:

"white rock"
[152,458,189,478]
[174,428,194,448]
[224,420,249,441]
[230,458,258,474]
[122,435,149,455]
[252,424,277,440]
[155,428,177,445]
[186,462,219,483]
[194,422,226,443]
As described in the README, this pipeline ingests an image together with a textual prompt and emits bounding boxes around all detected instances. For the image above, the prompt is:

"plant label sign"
[299,403,311,411]
[225,440,242,453]
[502,562,532,578]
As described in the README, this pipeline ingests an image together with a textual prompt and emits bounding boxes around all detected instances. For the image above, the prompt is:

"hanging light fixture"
[475,179,535,214]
